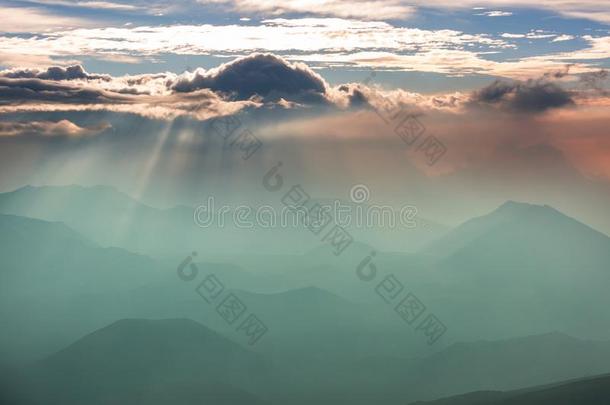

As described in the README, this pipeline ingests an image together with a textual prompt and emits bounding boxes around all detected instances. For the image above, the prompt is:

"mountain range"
[409,373,610,405]
[0,185,448,256]
[5,318,610,405]
[2,185,610,403]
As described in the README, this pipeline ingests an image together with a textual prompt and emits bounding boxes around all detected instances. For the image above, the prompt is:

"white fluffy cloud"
[1,16,608,79]
[0,18,509,58]
[477,11,513,17]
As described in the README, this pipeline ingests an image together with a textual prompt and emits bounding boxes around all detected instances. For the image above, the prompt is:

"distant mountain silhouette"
[349,332,610,403]
[423,200,610,269]
[215,286,419,361]
[237,285,370,333]
[0,185,195,256]
[0,213,157,292]
[264,331,610,404]
[416,201,610,338]
[403,331,610,400]
[0,184,447,256]
[0,215,412,364]
[306,197,449,252]
[4,313,610,404]
[0,213,163,364]
[0,213,95,263]
[24,318,268,405]
[409,372,610,405]
[3,195,610,405]
[0,185,340,256]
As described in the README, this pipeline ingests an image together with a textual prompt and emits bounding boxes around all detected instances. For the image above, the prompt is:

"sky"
[0,0,610,228]
[2,1,610,84]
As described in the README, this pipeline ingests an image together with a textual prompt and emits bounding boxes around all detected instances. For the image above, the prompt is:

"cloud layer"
[0,119,110,137]
[1,17,607,79]
[0,53,606,138]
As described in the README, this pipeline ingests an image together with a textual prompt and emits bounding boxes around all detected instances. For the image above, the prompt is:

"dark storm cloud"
[169,53,329,103]
[0,65,110,81]
[474,80,515,103]
[472,78,574,113]
[511,82,574,112]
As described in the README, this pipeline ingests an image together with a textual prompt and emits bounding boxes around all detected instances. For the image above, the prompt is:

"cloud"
[0,6,94,33]
[0,65,110,81]
[0,76,257,120]
[0,52,76,69]
[0,55,603,124]
[501,33,525,39]
[553,35,575,42]
[3,17,607,79]
[501,31,557,40]
[329,80,468,115]
[333,72,588,116]
[0,56,451,124]
[30,1,140,10]
[335,84,369,108]
[578,69,610,97]
[199,0,415,21]
[294,49,593,79]
[551,36,610,61]
[472,78,574,113]
[0,19,517,77]
[15,0,610,25]
[580,69,609,88]
[445,1,610,23]
[477,11,513,17]
[0,76,131,104]
[0,63,263,120]
[199,0,610,23]
[170,53,329,103]
[70,17,503,55]
[0,119,110,137]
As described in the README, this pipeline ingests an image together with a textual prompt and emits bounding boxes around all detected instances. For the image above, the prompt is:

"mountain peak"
[423,199,610,266]
[498,200,532,209]
[35,318,267,404]
[495,200,554,214]
[45,318,259,369]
